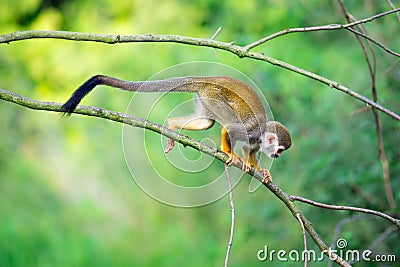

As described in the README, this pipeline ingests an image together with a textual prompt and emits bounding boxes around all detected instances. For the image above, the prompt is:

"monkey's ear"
[265,133,277,145]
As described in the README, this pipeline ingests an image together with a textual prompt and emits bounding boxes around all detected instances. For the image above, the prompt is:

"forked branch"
[244,8,400,53]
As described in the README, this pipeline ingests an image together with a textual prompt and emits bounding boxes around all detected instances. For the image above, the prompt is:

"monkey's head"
[260,121,292,158]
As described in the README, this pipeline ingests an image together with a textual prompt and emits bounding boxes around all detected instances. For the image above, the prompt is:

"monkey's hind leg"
[164,116,214,153]
[242,144,261,173]
[221,128,243,166]
[242,144,271,183]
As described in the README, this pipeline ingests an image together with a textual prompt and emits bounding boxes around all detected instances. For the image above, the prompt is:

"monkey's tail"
[61,75,104,114]
[60,75,201,115]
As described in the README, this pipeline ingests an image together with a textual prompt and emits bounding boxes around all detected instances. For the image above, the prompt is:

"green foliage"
[1,0,399,266]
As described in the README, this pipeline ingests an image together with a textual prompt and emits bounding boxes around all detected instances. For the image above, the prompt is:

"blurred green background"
[1,0,399,266]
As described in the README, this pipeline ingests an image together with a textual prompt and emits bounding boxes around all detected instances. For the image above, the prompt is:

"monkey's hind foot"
[225,152,242,166]
[260,169,271,184]
[241,162,271,184]
[241,161,253,174]
[164,138,175,154]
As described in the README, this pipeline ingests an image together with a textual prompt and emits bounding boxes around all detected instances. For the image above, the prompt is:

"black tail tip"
[60,75,104,116]
[60,100,78,116]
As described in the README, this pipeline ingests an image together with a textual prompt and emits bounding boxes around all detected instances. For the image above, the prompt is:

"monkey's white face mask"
[260,132,286,158]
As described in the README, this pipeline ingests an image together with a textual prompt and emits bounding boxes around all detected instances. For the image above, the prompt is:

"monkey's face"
[263,121,292,158]
[260,132,287,158]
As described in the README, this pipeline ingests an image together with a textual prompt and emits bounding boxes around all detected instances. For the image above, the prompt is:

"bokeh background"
[1,1,399,266]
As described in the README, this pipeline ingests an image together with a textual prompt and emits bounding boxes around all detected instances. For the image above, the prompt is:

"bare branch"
[1,30,399,120]
[224,164,235,267]
[210,26,222,40]
[350,105,372,117]
[329,215,378,267]
[386,0,400,22]
[338,0,396,210]
[0,87,351,266]
[295,213,308,267]
[368,225,398,252]
[345,27,400,57]
[210,26,222,58]
[290,195,400,229]
[244,8,400,51]
[331,215,398,266]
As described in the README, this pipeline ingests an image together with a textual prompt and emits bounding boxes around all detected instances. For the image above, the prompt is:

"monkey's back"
[192,76,267,143]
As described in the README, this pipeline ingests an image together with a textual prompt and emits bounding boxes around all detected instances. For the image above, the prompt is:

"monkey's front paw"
[164,138,175,154]
[260,169,271,184]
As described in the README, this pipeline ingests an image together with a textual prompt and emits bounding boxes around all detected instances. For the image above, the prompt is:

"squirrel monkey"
[61,75,291,182]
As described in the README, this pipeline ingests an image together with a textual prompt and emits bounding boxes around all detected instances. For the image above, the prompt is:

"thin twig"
[348,225,398,265]
[295,213,308,267]
[338,0,396,211]
[350,105,372,117]
[331,215,372,250]
[386,0,400,22]
[244,8,400,50]
[0,30,399,120]
[210,26,222,58]
[367,225,397,252]
[345,27,400,57]
[210,26,222,40]
[224,164,235,267]
[331,215,398,265]
[0,88,352,266]
[290,195,400,229]
[329,215,379,267]
[346,181,386,210]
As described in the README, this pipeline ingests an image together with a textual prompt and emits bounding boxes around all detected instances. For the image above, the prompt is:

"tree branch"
[338,0,396,211]
[386,0,400,22]
[210,26,222,40]
[290,195,400,229]
[243,8,400,51]
[0,87,351,266]
[344,27,400,57]
[224,164,235,267]
[295,213,308,267]
[1,30,399,121]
